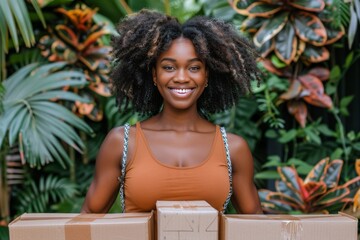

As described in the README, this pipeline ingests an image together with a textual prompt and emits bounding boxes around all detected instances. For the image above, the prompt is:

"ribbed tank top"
[124,122,230,212]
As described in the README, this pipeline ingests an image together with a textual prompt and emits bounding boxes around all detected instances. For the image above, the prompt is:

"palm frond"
[0,62,94,168]
[0,83,4,114]
[15,175,78,213]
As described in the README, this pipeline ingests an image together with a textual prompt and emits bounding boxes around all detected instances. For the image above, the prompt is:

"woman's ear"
[152,68,157,85]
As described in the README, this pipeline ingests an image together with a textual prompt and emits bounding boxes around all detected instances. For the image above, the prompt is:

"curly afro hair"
[111,9,262,116]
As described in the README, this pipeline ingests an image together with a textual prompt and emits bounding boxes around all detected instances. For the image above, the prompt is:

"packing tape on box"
[17,213,151,240]
[64,214,106,240]
[227,214,344,240]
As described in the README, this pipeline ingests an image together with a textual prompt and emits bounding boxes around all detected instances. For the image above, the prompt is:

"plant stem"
[332,110,349,179]
[69,147,76,182]
[164,0,171,15]
[119,0,133,14]
[0,140,9,224]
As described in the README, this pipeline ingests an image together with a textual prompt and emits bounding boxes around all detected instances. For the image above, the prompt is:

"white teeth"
[172,89,192,94]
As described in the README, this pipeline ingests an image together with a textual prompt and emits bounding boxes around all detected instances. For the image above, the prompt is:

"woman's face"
[153,37,207,111]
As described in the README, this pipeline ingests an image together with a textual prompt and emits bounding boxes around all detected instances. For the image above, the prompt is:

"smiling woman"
[81,9,263,214]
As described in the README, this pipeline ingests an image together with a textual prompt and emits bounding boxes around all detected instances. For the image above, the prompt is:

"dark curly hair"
[111,9,261,116]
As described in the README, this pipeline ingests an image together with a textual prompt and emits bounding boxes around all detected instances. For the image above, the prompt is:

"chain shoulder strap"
[220,126,233,213]
[118,123,130,213]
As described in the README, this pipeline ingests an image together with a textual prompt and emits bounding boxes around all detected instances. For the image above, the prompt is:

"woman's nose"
[174,69,189,82]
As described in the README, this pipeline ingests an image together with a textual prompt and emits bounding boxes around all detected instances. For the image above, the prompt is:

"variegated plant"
[259,158,360,214]
[38,4,112,121]
[230,0,346,126]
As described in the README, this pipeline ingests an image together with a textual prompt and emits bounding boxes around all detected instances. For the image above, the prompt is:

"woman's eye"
[189,66,200,72]
[163,66,175,71]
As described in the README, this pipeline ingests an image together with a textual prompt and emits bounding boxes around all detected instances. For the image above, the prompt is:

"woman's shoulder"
[225,132,253,167]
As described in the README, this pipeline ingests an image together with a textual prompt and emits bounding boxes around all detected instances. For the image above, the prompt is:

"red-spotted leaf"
[259,39,275,58]
[356,159,360,176]
[305,157,329,183]
[323,23,345,45]
[247,2,282,17]
[289,0,325,12]
[241,17,263,33]
[304,181,327,202]
[275,22,297,65]
[267,192,305,211]
[303,93,333,108]
[343,176,360,197]
[278,166,302,193]
[323,159,343,188]
[314,186,350,206]
[280,80,302,100]
[302,45,329,63]
[261,59,285,76]
[254,12,289,47]
[287,100,307,127]
[258,189,294,213]
[294,40,306,62]
[55,25,79,49]
[231,0,256,15]
[293,12,327,46]
[276,180,303,204]
[88,82,111,97]
[307,67,330,81]
[298,74,333,108]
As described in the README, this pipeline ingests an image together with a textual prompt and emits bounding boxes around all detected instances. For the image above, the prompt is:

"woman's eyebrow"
[160,57,203,63]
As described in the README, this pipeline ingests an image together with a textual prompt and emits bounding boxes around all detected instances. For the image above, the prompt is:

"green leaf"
[262,155,281,168]
[271,54,287,68]
[352,142,360,151]
[278,129,297,143]
[348,4,358,49]
[287,158,314,175]
[329,65,341,83]
[344,51,354,69]
[314,187,349,206]
[0,0,19,50]
[304,127,321,144]
[330,148,343,160]
[255,170,280,179]
[317,124,336,137]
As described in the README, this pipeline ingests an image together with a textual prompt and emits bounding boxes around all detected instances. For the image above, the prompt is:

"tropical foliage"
[230,0,348,127]
[38,4,112,121]
[0,0,359,239]
[259,158,360,214]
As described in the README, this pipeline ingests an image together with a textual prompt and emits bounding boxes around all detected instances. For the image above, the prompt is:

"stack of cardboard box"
[9,201,358,240]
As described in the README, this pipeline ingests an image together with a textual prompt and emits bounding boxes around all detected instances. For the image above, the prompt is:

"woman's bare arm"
[81,127,124,213]
[228,133,263,214]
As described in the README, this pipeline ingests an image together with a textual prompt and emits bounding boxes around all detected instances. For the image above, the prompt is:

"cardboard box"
[9,212,154,240]
[221,212,358,240]
[156,200,218,240]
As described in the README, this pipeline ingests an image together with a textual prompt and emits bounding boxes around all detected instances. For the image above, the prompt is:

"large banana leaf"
[0,62,94,168]
[0,83,4,114]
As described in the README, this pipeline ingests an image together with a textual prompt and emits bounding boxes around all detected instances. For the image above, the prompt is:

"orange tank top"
[124,122,230,212]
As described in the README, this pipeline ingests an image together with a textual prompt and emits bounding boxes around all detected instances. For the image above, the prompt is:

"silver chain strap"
[220,126,233,213]
[119,123,130,213]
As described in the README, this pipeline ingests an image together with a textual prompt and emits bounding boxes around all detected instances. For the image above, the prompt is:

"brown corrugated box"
[156,200,218,240]
[9,212,154,240]
[221,212,358,240]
